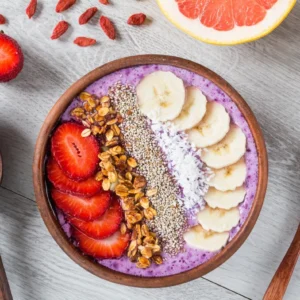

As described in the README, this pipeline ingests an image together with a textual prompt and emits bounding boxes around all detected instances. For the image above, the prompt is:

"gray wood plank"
[0,187,247,300]
[0,0,300,299]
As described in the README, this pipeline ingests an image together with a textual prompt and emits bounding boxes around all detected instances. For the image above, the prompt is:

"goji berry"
[51,21,69,40]
[56,0,76,13]
[0,14,6,25]
[99,0,109,5]
[127,13,146,26]
[100,16,116,40]
[74,37,96,47]
[79,7,98,25]
[26,0,37,19]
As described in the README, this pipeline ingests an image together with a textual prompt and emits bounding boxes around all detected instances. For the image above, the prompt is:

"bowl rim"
[33,54,268,288]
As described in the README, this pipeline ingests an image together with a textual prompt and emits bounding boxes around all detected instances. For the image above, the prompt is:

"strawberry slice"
[51,122,100,181]
[69,198,123,239]
[47,157,102,197]
[73,228,130,259]
[51,189,111,221]
[0,32,24,82]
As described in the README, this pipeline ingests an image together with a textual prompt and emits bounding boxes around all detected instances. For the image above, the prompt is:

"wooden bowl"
[33,55,268,288]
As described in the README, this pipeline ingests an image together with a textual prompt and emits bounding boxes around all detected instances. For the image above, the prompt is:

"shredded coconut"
[151,121,211,210]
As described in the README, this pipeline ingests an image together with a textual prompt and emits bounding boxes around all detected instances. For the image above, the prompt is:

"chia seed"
[109,83,186,255]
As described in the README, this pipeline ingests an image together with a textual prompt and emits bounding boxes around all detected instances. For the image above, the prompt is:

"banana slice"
[201,125,246,169]
[205,186,246,210]
[172,86,207,131]
[184,225,229,252]
[208,158,247,191]
[136,71,185,122]
[197,207,240,233]
[187,101,230,148]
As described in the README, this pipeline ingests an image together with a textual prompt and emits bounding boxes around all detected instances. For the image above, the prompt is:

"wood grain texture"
[263,224,300,300]
[0,0,299,298]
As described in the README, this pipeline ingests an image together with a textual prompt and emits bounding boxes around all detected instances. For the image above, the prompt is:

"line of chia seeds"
[109,82,187,255]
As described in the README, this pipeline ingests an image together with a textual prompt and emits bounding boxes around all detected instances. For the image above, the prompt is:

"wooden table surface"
[0,1,299,299]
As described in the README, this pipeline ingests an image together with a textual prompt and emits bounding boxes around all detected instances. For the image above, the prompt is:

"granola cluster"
[71,91,163,269]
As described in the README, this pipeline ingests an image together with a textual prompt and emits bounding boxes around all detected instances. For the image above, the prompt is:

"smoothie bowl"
[33,55,268,287]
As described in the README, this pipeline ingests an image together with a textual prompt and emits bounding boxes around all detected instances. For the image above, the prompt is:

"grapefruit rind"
[156,0,296,45]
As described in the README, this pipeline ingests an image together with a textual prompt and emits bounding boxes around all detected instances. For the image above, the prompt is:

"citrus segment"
[157,0,296,44]
[232,0,266,27]
[177,0,207,19]
[200,0,234,31]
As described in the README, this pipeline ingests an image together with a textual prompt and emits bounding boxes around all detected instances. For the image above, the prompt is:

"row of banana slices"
[136,71,248,252]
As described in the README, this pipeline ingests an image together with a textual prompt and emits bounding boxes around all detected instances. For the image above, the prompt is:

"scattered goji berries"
[0,14,6,25]
[56,0,76,13]
[26,0,37,19]
[51,21,69,40]
[99,0,109,5]
[74,37,97,47]
[100,16,116,40]
[79,7,98,25]
[127,13,146,26]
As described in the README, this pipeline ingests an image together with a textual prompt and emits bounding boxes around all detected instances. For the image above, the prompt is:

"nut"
[79,91,92,101]
[152,255,163,265]
[97,107,109,117]
[136,257,150,269]
[102,178,110,191]
[144,207,156,220]
[141,224,149,237]
[81,128,91,137]
[95,171,103,182]
[100,95,110,103]
[138,246,153,259]
[127,157,137,168]
[108,171,117,183]
[120,223,127,235]
[133,176,147,189]
[140,197,150,209]
[115,184,129,197]
[105,129,114,141]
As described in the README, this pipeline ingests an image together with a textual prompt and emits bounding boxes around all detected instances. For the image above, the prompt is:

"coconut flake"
[151,121,211,210]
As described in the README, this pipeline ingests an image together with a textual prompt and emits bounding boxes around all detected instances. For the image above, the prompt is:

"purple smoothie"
[58,64,258,277]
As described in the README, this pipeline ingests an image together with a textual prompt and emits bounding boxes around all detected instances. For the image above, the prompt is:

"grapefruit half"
[156,0,296,45]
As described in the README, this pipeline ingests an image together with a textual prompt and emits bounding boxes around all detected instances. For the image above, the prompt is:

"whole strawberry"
[0,32,24,82]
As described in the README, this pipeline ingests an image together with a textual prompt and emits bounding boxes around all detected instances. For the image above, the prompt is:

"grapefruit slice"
[156,0,296,45]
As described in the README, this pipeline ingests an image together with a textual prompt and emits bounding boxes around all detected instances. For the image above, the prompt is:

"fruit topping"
[100,16,116,40]
[51,122,100,181]
[205,186,246,210]
[201,125,246,169]
[136,71,186,122]
[51,21,69,40]
[184,225,229,252]
[56,0,76,13]
[47,158,102,197]
[172,86,207,131]
[79,7,98,25]
[197,207,240,232]
[0,32,24,83]
[51,189,111,221]
[208,158,247,191]
[68,197,123,239]
[187,101,230,148]
[73,228,130,259]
